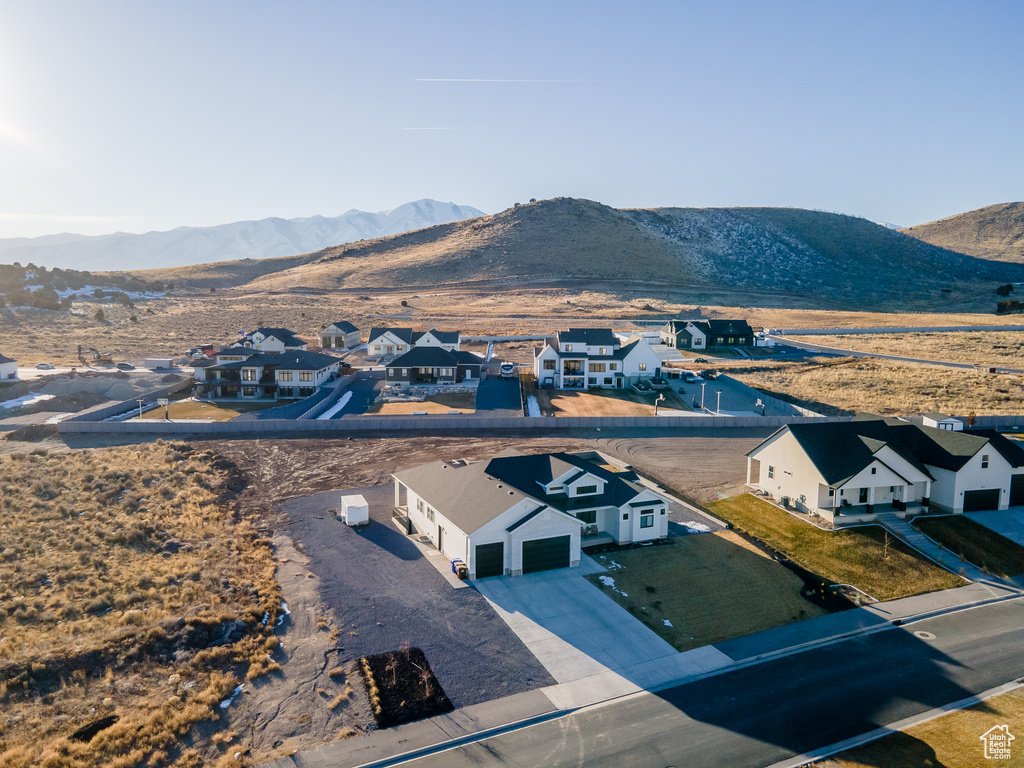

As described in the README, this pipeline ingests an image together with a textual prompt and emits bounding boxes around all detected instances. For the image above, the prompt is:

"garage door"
[522,535,571,574]
[474,542,504,579]
[1011,475,1024,507]
[964,488,1000,512]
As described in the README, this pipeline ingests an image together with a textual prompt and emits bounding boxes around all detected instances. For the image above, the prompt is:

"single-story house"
[193,349,341,400]
[746,417,1024,524]
[367,327,461,360]
[319,321,360,350]
[660,319,755,350]
[533,328,663,389]
[385,347,484,386]
[230,327,307,353]
[0,353,17,380]
[392,450,670,578]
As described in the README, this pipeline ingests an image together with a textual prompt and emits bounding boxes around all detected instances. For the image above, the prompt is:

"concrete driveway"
[474,557,731,708]
[966,508,1024,546]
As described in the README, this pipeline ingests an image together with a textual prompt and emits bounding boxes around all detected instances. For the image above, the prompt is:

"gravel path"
[280,484,555,708]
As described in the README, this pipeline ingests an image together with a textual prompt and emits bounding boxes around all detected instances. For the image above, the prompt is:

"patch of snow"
[620,592,628,597]
[607,560,623,570]
[261,612,270,625]
[485,341,494,361]
[317,390,353,420]
[0,393,55,410]
[598,575,615,587]
[43,412,76,424]
[663,619,673,627]
[683,521,712,533]
[219,683,245,709]
[526,395,541,417]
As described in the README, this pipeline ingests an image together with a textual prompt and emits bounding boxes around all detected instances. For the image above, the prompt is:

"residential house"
[746,418,1024,524]
[533,328,662,389]
[367,327,461,360]
[660,319,755,349]
[392,450,670,578]
[921,412,965,431]
[230,327,307,353]
[385,347,484,386]
[319,321,360,350]
[193,349,341,400]
[0,353,16,380]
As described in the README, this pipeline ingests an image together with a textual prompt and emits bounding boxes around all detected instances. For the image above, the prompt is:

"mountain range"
[900,202,1024,263]
[0,199,484,272]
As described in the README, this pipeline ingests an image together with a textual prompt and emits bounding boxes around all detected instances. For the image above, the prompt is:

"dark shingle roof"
[413,329,460,344]
[387,347,460,368]
[369,327,414,344]
[707,319,753,337]
[485,452,649,510]
[213,350,339,372]
[557,328,619,347]
[323,321,358,334]
[240,327,306,348]
[453,350,484,365]
[0,353,16,365]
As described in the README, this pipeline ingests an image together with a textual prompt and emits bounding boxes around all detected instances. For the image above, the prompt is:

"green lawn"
[707,494,964,601]
[586,531,829,651]
[914,515,1024,577]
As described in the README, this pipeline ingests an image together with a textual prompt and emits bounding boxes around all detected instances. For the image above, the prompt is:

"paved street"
[380,598,1024,768]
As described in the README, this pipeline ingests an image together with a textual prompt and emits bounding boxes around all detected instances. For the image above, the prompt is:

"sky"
[0,1,1022,239]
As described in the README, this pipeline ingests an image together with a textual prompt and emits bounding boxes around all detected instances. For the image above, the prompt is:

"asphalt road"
[395,598,1024,768]
[331,371,386,417]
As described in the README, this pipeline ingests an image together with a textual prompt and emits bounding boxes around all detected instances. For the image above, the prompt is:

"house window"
[982,454,990,469]
[576,510,597,524]
[609,363,617,370]
[279,371,292,381]
[242,369,256,381]
[828,488,834,497]
[768,465,775,479]
[870,467,877,474]
[543,359,556,370]
[889,486,895,492]
[242,386,256,396]
[660,509,666,515]
[588,377,597,385]
[427,507,435,522]
[589,363,606,372]
[565,345,573,352]
[638,363,647,371]
[622,513,629,520]
[576,485,598,495]
[604,377,613,384]
[549,486,563,493]
[416,498,424,512]
[640,514,654,529]
[599,347,607,355]
[728,337,735,344]
[402,369,408,376]
[299,372,313,382]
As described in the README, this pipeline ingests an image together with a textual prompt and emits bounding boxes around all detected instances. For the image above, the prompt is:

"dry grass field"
[818,687,1024,768]
[368,392,476,415]
[137,400,279,421]
[808,330,1024,367]
[586,531,828,651]
[708,494,964,600]
[913,516,1024,578]
[727,357,1024,416]
[0,442,281,767]
[531,386,690,417]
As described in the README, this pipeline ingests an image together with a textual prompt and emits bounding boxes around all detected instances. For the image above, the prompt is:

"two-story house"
[392,450,670,578]
[533,328,662,389]
[660,319,755,350]
[367,328,461,360]
[230,327,308,353]
[194,349,341,400]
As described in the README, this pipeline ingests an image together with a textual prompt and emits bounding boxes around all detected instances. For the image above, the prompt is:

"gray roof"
[557,328,619,347]
[387,347,482,368]
[368,327,414,344]
[415,329,460,344]
[0,353,16,365]
[212,350,339,372]
[323,321,358,334]
[238,327,306,348]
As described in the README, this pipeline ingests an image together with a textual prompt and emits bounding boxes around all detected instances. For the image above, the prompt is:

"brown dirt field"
[532,387,690,417]
[809,330,1024,368]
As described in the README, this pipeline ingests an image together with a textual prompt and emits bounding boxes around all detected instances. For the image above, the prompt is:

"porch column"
[866,486,875,514]
[746,456,753,485]
[922,480,931,508]
[394,480,401,508]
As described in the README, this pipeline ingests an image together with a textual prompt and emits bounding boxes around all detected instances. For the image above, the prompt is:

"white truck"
[499,361,516,378]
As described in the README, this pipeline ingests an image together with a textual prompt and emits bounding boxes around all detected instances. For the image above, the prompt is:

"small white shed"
[0,354,17,381]
[340,494,369,526]
[922,412,964,431]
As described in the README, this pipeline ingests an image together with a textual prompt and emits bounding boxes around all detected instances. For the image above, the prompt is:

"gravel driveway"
[279,484,554,708]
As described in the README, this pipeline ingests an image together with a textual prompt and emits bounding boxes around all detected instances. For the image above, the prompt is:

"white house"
[533,328,663,389]
[319,322,360,351]
[0,353,17,381]
[230,327,307,353]
[659,321,707,351]
[367,328,461,360]
[921,412,964,431]
[746,418,1024,524]
[392,450,671,578]
[194,349,341,400]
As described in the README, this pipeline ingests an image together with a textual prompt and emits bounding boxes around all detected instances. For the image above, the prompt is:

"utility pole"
[655,393,665,416]
[716,389,723,415]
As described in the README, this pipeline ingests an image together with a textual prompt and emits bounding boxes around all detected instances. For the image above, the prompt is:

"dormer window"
[575,484,598,496]
[599,347,607,355]
[548,486,564,493]
[982,454,990,469]
[565,344,573,352]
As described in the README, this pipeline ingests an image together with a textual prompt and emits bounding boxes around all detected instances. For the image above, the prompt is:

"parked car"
[34,362,55,370]
[115,362,136,371]
[499,361,516,378]
[694,358,709,364]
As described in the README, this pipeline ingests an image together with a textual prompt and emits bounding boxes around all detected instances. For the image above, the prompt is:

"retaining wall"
[63,378,193,423]
[715,373,825,418]
[299,372,363,419]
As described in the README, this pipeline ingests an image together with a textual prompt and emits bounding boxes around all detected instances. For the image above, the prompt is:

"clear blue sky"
[1,1,1022,238]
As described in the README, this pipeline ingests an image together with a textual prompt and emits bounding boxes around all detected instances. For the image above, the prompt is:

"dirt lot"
[530,385,691,417]
[587,531,828,651]
[369,392,476,415]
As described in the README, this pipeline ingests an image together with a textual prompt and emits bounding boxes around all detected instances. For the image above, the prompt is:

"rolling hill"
[0,199,484,272]
[217,198,1022,306]
[900,202,1024,263]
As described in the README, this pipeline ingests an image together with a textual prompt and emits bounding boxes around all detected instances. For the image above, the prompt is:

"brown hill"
[900,202,1024,263]
[232,198,1021,306]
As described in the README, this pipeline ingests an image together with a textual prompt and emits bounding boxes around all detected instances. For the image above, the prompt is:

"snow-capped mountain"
[0,199,485,272]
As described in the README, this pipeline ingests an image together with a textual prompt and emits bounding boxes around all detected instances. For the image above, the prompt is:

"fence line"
[715,373,825,418]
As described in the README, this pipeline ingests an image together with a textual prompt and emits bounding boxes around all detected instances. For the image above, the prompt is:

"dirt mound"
[19,391,109,414]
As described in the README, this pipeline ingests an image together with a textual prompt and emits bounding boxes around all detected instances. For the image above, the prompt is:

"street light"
[700,381,707,411]
[655,393,665,416]
[716,389,723,415]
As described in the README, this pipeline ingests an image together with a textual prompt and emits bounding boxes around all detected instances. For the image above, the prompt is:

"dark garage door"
[1011,475,1024,507]
[474,542,504,579]
[963,488,1000,512]
[522,535,571,574]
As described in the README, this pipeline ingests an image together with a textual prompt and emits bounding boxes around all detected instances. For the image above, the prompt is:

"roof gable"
[369,327,414,344]
[557,328,618,347]
[387,346,460,367]
[324,321,358,334]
